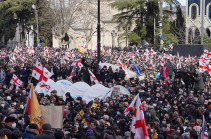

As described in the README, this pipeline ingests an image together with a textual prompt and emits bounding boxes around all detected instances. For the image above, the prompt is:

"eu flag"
[133,60,141,77]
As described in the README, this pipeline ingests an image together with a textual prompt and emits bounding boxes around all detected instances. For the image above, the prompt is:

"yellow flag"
[92,103,98,108]
[30,84,42,129]
[78,45,81,52]
[80,110,85,117]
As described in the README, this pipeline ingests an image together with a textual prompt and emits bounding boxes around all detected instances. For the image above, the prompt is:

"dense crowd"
[0,46,209,139]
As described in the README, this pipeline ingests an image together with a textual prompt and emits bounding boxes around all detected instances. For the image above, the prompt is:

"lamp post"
[201,0,204,45]
[97,0,101,63]
[111,30,117,50]
[32,4,40,48]
[159,0,163,51]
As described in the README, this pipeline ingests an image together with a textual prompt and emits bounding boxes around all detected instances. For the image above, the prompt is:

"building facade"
[53,0,127,49]
[186,0,211,44]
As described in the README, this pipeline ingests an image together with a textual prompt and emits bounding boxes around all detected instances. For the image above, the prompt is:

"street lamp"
[32,4,40,48]
[111,30,117,50]
[97,0,101,63]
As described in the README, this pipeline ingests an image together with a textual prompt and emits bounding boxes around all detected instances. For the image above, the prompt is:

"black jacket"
[34,131,54,139]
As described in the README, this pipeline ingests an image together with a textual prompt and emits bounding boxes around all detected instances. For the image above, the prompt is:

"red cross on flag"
[136,48,139,56]
[91,50,96,56]
[10,74,23,86]
[144,49,150,60]
[128,52,134,58]
[124,94,149,139]
[44,47,49,57]
[65,51,70,60]
[70,52,75,59]
[124,94,139,116]
[71,59,84,68]
[88,70,100,84]
[160,57,165,67]
[10,55,17,67]
[14,46,22,53]
[28,48,35,55]
[69,68,75,80]
[207,65,211,76]
[32,60,53,82]
[107,48,112,56]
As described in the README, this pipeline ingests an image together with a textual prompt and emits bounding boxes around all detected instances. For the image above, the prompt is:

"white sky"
[178,0,186,6]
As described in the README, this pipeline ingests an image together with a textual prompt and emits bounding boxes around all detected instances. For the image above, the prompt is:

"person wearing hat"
[172,131,181,139]
[22,124,39,139]
[34,123,53,139]
[4,116,17,131]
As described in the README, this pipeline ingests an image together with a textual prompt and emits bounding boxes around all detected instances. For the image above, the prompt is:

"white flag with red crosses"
[10,74,23,86]
[71,59,84,68]
[32,60,53,82]
[124,94,149,139]
[88,70,99,84]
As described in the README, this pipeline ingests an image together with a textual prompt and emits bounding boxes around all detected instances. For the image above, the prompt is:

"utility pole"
[160,0,163,51]
[32,5,40,48]
[154,18,156,46]
[201,0,204,45]
[97,0,101,63]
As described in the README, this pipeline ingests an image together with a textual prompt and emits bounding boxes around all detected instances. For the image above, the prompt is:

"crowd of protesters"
[0,46,209,139]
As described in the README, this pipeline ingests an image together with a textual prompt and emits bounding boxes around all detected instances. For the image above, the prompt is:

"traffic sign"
[37,42,40,48]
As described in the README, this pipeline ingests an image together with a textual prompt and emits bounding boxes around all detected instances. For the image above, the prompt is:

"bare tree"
[49,0,84,41]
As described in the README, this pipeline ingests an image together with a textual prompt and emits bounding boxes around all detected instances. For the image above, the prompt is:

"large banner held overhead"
[41,105,64,129]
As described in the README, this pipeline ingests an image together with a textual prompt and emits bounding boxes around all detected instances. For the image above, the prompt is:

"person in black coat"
[22,124,39,139]
[34,123,54,139]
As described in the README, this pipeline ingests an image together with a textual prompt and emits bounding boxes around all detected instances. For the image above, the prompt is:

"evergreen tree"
[170,6,185,44]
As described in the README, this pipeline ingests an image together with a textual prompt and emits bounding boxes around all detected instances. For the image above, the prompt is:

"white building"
[186,0,211,44]
[5,23,34,48]
[53,0,127,49]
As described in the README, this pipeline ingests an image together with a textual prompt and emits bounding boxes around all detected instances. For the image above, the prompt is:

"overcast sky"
[178,0,186,6]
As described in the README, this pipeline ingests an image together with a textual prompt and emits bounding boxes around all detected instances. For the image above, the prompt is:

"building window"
[207,28,211,37]
[191,5,197,20]
[209,5,211,19]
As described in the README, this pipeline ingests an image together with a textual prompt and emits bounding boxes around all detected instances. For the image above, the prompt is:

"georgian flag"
[124,94,149,139]
[10,55,17,67]
[44,47,49,57]
[160,57,165,67]
[136,48,139,56]
[65,51,70,60]
[131,95,149,139]
[28,48,35,55]
[124,94,139,116]
[70,52,75,59]
[207,65,211,76]
[32,60,53,82]
[10,74,23,86]
[128,52,134,58]
[69,68,75,80]
[91,50,96,56]
[108,48,112,56]
[71,59,84,68]
[88,70,100,84]
[144,49,150,60]
[14,46,22,53]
